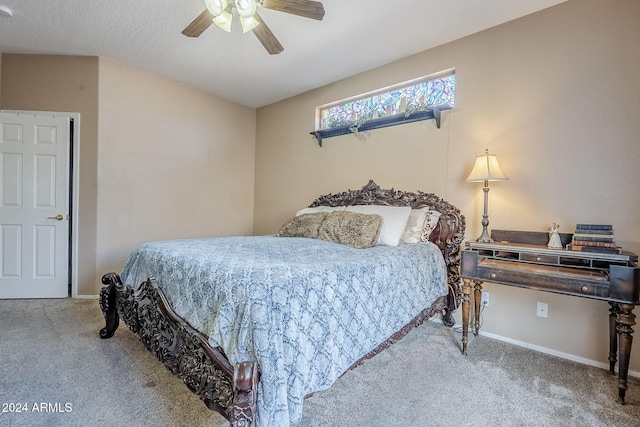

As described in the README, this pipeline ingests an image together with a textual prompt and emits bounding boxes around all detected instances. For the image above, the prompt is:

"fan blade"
[252,13,284,55]
[261,0,325,21]
[182,9,214,37]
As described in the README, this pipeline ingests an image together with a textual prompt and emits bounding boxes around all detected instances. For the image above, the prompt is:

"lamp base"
[476,227,493,243]
[476,189,494,243]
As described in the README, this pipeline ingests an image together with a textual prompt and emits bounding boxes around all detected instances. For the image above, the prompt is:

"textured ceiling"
[0,0,567,108]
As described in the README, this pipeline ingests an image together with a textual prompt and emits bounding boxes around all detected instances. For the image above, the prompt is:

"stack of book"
[568,224,621,254]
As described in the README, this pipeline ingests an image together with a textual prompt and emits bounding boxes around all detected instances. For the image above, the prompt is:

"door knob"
[47,214,64,221]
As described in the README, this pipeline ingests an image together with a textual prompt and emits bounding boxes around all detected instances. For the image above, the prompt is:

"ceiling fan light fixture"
[213,10,233,32]
[236,0,257,18]
[185,0,325,54]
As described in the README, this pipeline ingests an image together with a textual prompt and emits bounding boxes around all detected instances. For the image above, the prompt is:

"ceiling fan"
[182,0,325,55]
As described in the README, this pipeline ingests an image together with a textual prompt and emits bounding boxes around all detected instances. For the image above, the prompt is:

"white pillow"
[345,205,412,246]
[296,206,346,216]
[400,207,430,244]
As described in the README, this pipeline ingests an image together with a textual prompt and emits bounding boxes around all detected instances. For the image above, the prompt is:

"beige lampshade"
[466,149,509,182]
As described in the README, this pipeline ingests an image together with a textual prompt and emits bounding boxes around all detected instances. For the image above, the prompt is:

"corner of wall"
[0,52,3,106]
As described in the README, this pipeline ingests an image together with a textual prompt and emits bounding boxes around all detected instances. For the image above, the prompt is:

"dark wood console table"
[460,230,639,404]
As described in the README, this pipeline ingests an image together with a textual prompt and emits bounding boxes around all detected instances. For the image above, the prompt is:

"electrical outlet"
[481,291,489,307]
[536,302,548,318]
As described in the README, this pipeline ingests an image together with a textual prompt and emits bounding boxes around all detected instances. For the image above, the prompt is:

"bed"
[99,180,465,426]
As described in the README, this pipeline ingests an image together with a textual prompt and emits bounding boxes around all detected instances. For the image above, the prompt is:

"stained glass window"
[316,70,455,131]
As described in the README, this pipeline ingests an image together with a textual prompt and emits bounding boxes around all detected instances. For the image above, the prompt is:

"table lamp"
[466,149,509,242]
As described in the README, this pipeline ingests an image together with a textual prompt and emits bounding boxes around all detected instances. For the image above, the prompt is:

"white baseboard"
[430,318,640,379]
[73,294,99,299]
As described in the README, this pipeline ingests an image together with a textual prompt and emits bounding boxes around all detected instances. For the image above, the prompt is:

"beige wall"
[1,54,100,296]
[255,0,640,372]
[0,54,256,295]
[96,58,256,279]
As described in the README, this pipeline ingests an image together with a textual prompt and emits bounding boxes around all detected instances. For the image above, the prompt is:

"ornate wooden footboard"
[99,272,258,426]
[99,180,465,427]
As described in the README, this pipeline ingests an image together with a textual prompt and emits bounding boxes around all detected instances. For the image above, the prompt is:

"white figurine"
[548,222,563,248]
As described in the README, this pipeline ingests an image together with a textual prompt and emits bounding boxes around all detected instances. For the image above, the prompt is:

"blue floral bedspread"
[120,235,447,426]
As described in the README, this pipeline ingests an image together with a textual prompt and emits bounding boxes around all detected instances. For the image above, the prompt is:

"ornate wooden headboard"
[309,180,466,326]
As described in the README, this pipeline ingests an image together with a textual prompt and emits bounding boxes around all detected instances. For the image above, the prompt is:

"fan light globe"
[205,0,228,17]
[213,11,233,32]
[240,16,260,33]
[236,0,257,18]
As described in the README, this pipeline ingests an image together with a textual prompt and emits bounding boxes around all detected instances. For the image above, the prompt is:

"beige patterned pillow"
[318,211,383,249]
[344,205,411,246]
[277,212,329,239]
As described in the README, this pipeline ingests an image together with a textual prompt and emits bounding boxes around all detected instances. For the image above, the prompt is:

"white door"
[0,112,70,298]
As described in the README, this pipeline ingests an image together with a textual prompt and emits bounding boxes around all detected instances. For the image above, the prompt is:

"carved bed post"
[99,272,121,339]
[232,362,260,427]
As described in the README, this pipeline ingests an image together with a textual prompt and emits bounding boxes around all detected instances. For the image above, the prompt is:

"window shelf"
[310,105,452,147]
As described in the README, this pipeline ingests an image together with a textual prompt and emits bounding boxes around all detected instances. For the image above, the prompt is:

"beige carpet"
[1,298,639,427]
